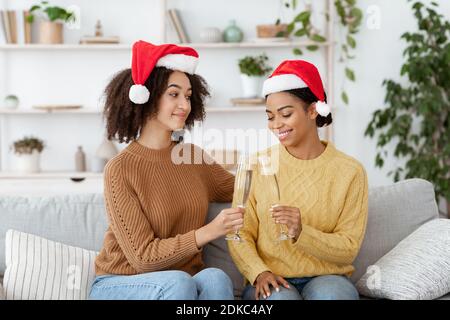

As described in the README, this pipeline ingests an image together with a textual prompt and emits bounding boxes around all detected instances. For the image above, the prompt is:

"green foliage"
[365,1,450,203]
[238,54,272,77]
[11,136,45,155]
[26,1,75,24]
[282,0,363,105]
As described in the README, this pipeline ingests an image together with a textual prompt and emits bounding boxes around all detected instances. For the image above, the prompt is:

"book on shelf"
[230,97,265,106]
[1,10,32,44]
[23,11,31,44]
[79,36,120,44]
[168,9,190,43]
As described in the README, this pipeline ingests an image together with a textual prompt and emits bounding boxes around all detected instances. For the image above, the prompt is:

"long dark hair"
[103,67,210,143]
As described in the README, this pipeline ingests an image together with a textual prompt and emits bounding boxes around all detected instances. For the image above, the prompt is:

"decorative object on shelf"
[365,1,450,219]
[79,20,120,45]
[95,20,103,37]
[256,23,288,39]
[199,27,222,43]
[93,137,118,172]
[26,1,76,44]
[168,9,190,43]
[223,20,243,43]
[32,104,82,112]
[75,146,86,172]
[95,137,118,160]
[238,53,272,98]
[230,97,265,106]
[11,136,45,174]
[3,95,19,109]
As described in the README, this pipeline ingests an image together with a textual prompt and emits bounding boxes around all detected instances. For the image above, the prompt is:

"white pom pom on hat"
[129,41,199,104]
[129,84,150,104]
[315,100,331,117]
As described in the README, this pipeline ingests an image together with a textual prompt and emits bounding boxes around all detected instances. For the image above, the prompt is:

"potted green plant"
[238,53,272,98]
[365,1,450,218]
[11,136,45,173]
[26,1,76,44]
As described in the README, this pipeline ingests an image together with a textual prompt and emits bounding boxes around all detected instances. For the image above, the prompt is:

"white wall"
[1,0,449,188]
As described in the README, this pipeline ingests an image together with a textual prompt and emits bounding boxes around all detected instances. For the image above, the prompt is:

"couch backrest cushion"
[0,193,108,275]
[351,178,439,283]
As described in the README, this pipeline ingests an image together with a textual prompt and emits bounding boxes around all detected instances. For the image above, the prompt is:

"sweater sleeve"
[228,180,271,285]
[202,151,235,202]
[103,160,201,273]
[293,165,369,266]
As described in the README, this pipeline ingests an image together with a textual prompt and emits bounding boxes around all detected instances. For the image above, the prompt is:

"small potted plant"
[26,1,76,44]
[238,53,272,98]
[11,136,45,173]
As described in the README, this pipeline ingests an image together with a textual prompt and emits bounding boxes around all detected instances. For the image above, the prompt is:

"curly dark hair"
[103,67,210,143]
[266,87,332,128]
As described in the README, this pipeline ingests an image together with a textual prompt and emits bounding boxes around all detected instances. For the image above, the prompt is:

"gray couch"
[0,178,448,300]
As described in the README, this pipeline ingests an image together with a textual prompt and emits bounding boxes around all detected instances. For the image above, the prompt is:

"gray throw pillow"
[356,219,450,300]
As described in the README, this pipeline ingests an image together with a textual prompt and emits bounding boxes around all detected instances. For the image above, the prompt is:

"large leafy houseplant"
[365,1,450,217]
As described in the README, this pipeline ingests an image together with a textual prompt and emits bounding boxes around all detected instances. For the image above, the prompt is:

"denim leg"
[89,270,198,300]
[242,284,302,300]
[193,268,234,300]
[301,275,359,300]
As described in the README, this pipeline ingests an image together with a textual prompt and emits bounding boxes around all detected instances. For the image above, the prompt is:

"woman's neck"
[286,132,325,160]
[137,121,173,150]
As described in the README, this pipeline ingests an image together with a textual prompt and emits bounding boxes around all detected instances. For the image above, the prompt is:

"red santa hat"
[129,40,200,104]
[262,60,331,117]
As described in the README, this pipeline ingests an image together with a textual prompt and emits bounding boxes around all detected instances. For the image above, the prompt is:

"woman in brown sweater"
[89,41,243,300]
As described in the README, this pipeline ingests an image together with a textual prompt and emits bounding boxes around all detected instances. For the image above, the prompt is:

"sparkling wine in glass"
[225,156,253,242]
[259,156,290,241]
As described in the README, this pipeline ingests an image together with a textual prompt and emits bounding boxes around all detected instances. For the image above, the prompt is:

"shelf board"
[206,106,265,112]
[0,107,265,114]
[0,108,101,114]
[0,171,103,179]
[0,41,331,51]
[0,44,131,51]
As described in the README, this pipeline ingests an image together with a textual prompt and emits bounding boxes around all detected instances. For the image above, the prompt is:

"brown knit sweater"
[95,141,234,276]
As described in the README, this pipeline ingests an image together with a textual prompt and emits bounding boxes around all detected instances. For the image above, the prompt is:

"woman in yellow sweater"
[90,41,243,300]
[228,60,368,300]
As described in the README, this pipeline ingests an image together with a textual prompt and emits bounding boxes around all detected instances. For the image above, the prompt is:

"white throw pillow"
[356,219,450,300]
[3,230,98,300]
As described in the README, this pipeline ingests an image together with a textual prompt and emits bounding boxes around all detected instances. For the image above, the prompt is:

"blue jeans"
[242,275,359,300]
[89,267,234,300]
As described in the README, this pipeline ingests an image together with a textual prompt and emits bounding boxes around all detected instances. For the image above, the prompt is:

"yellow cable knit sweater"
[228,141,368,285]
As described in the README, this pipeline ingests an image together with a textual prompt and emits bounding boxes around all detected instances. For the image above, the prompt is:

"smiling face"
[265,91,318,148]
[149,70,192,131]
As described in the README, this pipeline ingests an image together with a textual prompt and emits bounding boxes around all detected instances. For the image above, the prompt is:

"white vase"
[199,27,222,43]
[240,74,263,98]
[16,150,41,173]
[95,137,118,160]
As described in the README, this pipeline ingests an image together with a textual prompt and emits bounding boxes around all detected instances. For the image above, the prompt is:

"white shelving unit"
[0,41,331,50]
[0,0,335,178]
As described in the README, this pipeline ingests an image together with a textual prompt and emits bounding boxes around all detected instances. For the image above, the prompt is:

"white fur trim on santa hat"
[129,84,150,104]
[156,54,199,75]
[262,74,307,97]
[315,101,331,117]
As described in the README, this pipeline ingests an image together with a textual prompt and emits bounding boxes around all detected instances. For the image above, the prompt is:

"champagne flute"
[225,155,253,242]
[259,156,290,241]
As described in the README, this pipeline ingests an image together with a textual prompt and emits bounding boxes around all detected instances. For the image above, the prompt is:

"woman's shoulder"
[104,151,129,176]
[331,145,366,177]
